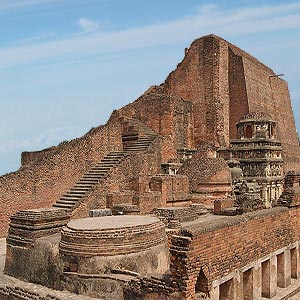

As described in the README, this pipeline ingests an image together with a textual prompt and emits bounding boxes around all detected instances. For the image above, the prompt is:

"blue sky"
[0,0,299,175]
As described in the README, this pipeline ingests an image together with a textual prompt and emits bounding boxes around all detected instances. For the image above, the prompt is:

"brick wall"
[70,136,168,218]
[162,36,222,146]
[160,34,300,170]
[118,92,194,150]
[170,207,300,299]
[149,175,190,206]
[0,113,123,237]
[228,47,249,140]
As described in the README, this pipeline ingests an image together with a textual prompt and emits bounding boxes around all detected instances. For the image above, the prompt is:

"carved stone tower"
[230,112,284,207]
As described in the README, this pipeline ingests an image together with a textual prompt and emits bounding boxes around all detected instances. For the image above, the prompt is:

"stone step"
[134,140,154,144]
[81,177,104,181]
[125,146,149,149]
[67,190,87,194]
[78,177,100,181]
[126,141,152,145]
[53,203,73,209]
[125,149,148,152]
[88,168,110,172]
[124,145,150,149]
[124,148,148,151]
[60,196,82,201]
[56,199,78,205]
[77,182,99,186]
[104,155,125,159]
[99,162,119,165]
[87,170,110,174]
[106,156,126,160]
[127,139,153,143]
[82,172,107,178]
[77,179,100,184]
[125,144,150,148]
[93,164,113,167]
[73,184,93,188]
[106,152,127,156]
[132,136,155,140]
[98,162,119,165]
[82,174,106,178]
[63,192,83,197]
[90,166,111,171]
[124,146,148,150]
[87,173,109,177]
[84,173,107,177]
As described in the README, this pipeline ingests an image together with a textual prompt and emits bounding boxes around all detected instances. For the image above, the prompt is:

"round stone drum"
[60,215,169,275]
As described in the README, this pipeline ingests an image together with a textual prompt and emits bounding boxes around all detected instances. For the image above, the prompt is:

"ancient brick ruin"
[1,34,300,300]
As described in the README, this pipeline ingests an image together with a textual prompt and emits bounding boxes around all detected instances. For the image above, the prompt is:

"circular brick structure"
[59,215,169,276]
[60,215,166,257]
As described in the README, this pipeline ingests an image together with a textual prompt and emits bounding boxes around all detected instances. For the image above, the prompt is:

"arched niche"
[195,268,209,296]
[245,124,253,139]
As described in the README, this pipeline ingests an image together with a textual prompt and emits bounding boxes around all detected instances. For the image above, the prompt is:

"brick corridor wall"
[170,207,300,299]
[0,113,123,237]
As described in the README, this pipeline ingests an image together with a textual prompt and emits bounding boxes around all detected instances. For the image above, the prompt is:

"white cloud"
[0,2,300,68]
[78,18,99,33]
[197,3,219,14]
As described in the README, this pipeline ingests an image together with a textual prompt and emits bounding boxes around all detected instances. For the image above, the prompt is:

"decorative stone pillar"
[243,268,255,300]
[270,183,275,202]
[261,256,277,298]
[209,285,219,300]
[219,278,235,300]
[233,271,243,300]
[261,184,267,206]
[277,249,292,288]
[218,274,243,300]
[290,246,300,279]
[253,262,262,300]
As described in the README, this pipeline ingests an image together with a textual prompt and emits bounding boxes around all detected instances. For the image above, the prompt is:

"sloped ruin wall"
[0,114,123,237]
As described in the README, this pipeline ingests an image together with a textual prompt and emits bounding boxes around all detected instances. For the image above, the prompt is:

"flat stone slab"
[25,207,66,212]
[67,215,160,231]
[89,208,112,217]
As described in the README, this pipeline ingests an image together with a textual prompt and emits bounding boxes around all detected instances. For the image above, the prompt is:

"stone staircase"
[53,152,128,210]
[122,118,157,152]
[53,119,158,211]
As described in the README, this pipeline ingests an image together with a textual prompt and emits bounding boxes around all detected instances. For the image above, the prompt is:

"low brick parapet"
[7,208,70,247]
